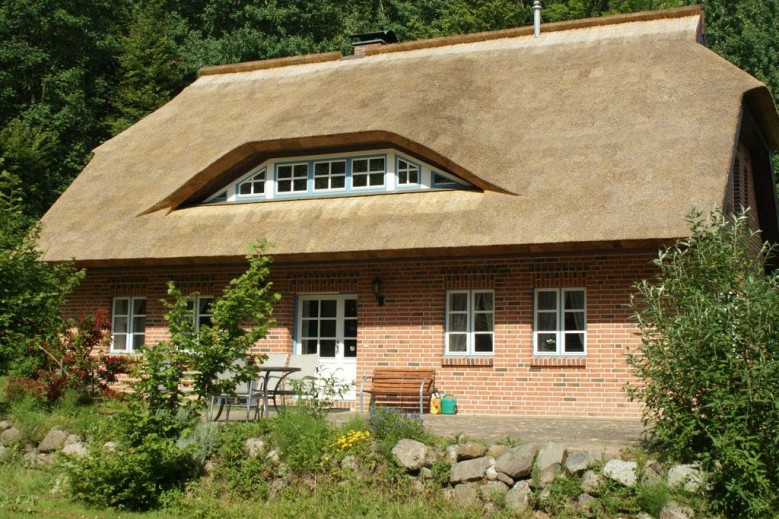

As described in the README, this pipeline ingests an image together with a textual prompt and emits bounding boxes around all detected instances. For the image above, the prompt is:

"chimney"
[533,0,542,38]
[350,30,398,56]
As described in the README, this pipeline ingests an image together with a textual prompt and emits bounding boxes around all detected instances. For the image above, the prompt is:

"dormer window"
[397,158,420,187]
[238,168,266,196]
[204,148,472,204]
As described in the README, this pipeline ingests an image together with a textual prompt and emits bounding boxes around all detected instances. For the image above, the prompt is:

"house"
[38,6,779,417]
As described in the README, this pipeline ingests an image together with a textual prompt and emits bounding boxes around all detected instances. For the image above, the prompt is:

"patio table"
[257,366,300,417]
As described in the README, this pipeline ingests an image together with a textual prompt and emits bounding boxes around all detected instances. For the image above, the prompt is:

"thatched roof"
[39,6,779,266]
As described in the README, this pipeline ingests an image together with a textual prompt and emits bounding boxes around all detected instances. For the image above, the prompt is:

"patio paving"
[328,411,646,455]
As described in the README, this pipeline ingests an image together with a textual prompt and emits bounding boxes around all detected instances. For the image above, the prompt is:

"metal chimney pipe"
[532,0,542,38]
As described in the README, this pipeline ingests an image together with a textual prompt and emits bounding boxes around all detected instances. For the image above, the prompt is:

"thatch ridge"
[199,51,343,76]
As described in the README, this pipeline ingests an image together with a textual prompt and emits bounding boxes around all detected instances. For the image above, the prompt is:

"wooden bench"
[359,368,436,414]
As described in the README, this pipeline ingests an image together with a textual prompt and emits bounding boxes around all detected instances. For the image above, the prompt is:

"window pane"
[114,299,129,315]
[473,292,493,311]
[537,291,556,311]
[345,299,357,318]
[294,164,307,176]
[302,300,318,318]
[320,319,336,337]
[409,170,419,183]
[399,171,408,184]
[199,298,212,314]
[353,160,367,173]
[314,163,329,176]
[239,183,251,195]
[321,300,337,317]
[352,175,366,187]
[132,316,146,333]
[304,319,318,338]
[132,334,145,350]
[449,293,468,311]
[474,313,493,332]
[133,299,146,314]
[199,316,213,328]
[332,161,345,174]
[314,177,328,189]
[332,176,345,189]
[278,166,291,179]
[537,313,557,331]
[369,173,384,185]
[320,339,336,357]
[537,333,557,353]
[293,178,307,191]
[448,334,467,352]
[344,339,357,358]
[113,334,127,351]
[449,314,467,332]
[564,312,585,331]
[565,333,585,353]
[302,339,317,355]
[369,158,384,171]
[114,317,128,333]
[344,319,357,338]
[474,334,493,353]
[564,290,585,310]
[278,180,291,192]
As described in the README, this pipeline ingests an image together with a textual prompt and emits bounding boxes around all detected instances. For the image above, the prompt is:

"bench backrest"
[370,368,436,393]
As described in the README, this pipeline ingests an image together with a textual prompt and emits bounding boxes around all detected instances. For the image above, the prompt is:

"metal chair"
[271,354,318,411]
[208,358,263,421]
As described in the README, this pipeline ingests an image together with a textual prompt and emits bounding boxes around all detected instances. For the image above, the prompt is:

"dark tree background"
[1,0,776,219]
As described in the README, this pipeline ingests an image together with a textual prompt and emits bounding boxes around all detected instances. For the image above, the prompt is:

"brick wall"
[64,250,657,418]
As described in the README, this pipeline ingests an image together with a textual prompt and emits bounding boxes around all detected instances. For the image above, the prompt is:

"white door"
[297,295,357,399]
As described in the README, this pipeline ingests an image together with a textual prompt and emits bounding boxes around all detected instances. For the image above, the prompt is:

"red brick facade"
[64,250,658,418]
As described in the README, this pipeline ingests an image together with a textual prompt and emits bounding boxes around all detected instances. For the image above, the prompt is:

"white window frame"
[313,159,346,192]
[237,167,266,197]
[192,295,213,329]
[111,297,146,353]
[396,157,420,187]
[351,156,386,189]
[533,288,587,356]
[276,162,309,194]
[445,290,494,356]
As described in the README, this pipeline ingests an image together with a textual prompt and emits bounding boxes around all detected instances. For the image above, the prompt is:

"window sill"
[530,356,586,368]
[441,356,494,367]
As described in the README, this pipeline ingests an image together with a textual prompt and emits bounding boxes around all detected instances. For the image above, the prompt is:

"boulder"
[533,442,565,486]
[38,428,68,453]
[392,439,429,472]
[453,442,487,460]
[580,469,604,496]
[667,464,703,493]
[0,427,21,446]
[485,466,498,480]
[452,483,479,507]
[102,441,117,452]
[450,456,495,484]
[641,460,665,485]
[505,480,532,513]
[563,450,600,474]
[341,455,359,471]
[577,492,596,515]
[487,443,509,459]
[245,438,267,457]
[480,481,509,503]
[659,500,695,519]
[602,459,637,487]
[0,421,11,431]
[496,472,514,486]
[64,434,81,446]
[495,443,539,479]
[62,443,87,457]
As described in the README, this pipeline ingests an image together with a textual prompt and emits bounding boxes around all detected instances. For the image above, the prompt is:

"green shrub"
[368,407,428,456]
[273,407,334,473]
[628,210,779,517]
[66,439,199,511]
[211,422,274,499]
[636,482,669,517]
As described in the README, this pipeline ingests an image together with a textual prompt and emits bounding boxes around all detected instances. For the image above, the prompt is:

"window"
[445,290,494,355]
[432,172,458,187]
[314,160,346,191]
[277,163,308,193]
[191,296,213,329]
[396,158,420,186]
[238,168,266,196]
[351,157,385,188]
[112,297,146,352]
[298,296,358,358]
[534,288,586,355]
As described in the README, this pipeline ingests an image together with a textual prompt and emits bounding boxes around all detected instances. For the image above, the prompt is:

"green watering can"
[441,393,457,415]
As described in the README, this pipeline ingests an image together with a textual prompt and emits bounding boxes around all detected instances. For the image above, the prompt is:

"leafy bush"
[273,407,334,473]
[368,407,427,456]
[67,439,200,511]
[211,421,274,499]
[628,210,779,517]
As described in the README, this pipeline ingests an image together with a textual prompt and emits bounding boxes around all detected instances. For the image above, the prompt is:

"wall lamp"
[371,277,385,306]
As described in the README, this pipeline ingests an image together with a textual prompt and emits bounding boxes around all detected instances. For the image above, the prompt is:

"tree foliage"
[628,211,779,517]
[0,170,84,376]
